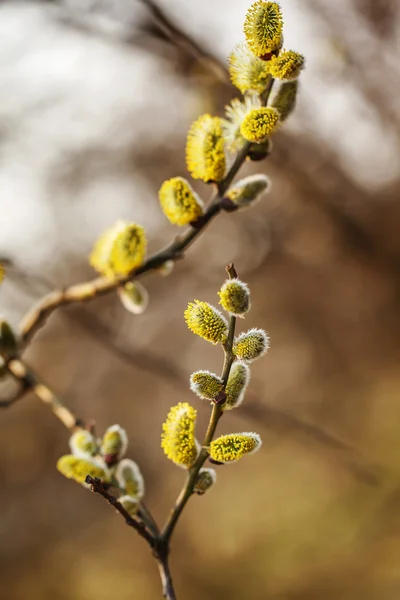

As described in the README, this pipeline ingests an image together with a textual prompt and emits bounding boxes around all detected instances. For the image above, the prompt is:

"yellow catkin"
[159,177,204,226]
[218,278,251,317]
[244,1,283,58]
[161,402,198,468]
[184,300,228,344]
[240,107,279,143]
[209,432,261,463]
[228,42,271,94]
[186,115,226,183]
[269,50,305,80]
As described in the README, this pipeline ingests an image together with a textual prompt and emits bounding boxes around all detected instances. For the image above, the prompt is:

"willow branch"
[19,203,221,347]
[18,77,275,349]
[3,357,81,430]
[0,376,31,407]
[160,263,238,547]
[156,555,176,600]
[85,476,155,546]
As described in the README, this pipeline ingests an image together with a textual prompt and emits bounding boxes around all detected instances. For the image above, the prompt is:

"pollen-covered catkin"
[161,402,199,468]
[159,177,204,226]
[244,1,283,58]
[184,300,228,344]
[186,115,226,183]
[209,432,262,463]
[240,107,279,143]
[57,455,110,485]
[90,221,147,278]
[190,371,224,401]
[218,278,251,317]
[233,328,269,362]
[269,50,305,80]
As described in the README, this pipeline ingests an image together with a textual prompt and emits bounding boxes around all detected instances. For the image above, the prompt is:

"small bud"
[222,95,261,152]
[186,114,226,183]
[115,459,144,500]
[159,177,204,226]
[224,362,250,410]
[161,402,199,468]
[0,320,17,356]
[118,281,148,315]
[90,220,147,278]
[228,42,271,94]
[157,260,174,277]
[218,278,251,317]
[268,80,298,122]
[190,370,223,401]
[240,107,279,143]
[209,432,262,463]
[248,139,273,161]
[224,175,270,210]
[194,468,217,495]
[244,1,283,58]
[269,50,305,81]
[57,454,110,485]
[184,300,228,345]
[118,495,139,516]
[69,430,97,458]
[100,425,128,466]
[233,328,269,362]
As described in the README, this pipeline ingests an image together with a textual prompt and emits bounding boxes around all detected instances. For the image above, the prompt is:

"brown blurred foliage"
[1,1,400,599]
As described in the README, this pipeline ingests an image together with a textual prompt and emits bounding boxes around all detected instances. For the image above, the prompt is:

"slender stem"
[19,203,221,347]
[0,381,30,407]
[156,555,177,600]
[139,501,160,537]
[3,357,81,430]
[86,476,155,546]
[160,263,238,547]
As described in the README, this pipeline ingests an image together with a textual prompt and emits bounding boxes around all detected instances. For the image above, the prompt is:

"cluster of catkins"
[86,1,304,315]
[57,426,144,515]
[160,276,268,494]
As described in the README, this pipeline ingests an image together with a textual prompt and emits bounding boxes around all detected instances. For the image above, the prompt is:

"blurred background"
[1,0,400,598]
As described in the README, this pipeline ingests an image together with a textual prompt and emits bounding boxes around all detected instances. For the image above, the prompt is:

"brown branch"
[3,357,82,430]
[138,0,228,84]
[0,381,30,408]
[19,202,221,347]
[85,476,155,547]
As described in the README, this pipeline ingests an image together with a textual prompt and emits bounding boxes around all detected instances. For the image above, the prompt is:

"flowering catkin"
[161,402,199,468]
[209,432,262,463]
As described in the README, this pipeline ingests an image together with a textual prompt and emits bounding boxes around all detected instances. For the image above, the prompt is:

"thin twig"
[19,204,221,346]
[3,357,81,430]
[86,476,155,546]
[0,381,30,408]
[160,262,238,547]
[156,555,176,600]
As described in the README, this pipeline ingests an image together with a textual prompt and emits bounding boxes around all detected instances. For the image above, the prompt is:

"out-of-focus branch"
[0,381,30,408]
[2,356,81,430]
[138,0,228,84]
